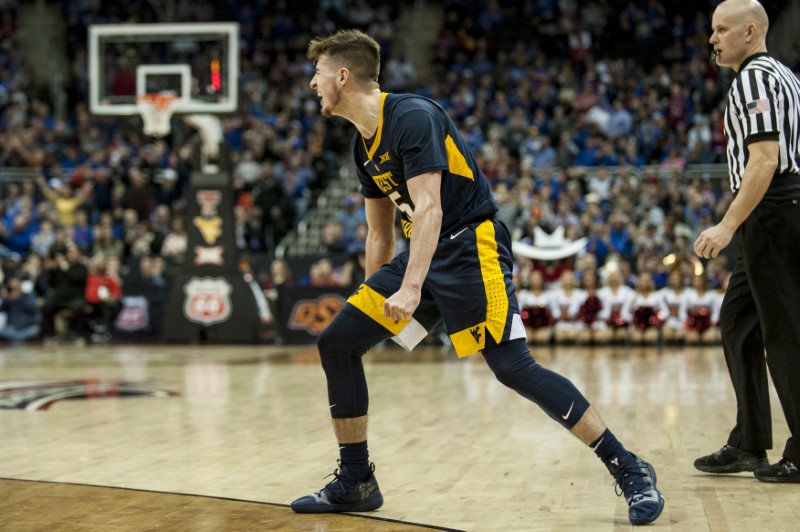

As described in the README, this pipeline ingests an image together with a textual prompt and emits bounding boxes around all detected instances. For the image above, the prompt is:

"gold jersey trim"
[445,134,474,181]
[362,92,389,161]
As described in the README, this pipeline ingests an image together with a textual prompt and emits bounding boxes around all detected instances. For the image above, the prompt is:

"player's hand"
[694,224,733,259]
[383,286,421,324]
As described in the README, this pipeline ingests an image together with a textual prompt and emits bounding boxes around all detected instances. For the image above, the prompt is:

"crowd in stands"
[0,1,798,345]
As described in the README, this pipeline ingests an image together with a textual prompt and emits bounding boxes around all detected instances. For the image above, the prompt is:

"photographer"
[41,242,88,343]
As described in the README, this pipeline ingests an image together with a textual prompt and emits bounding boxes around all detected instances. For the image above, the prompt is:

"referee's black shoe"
[694,444,768,473]
[754,458,800,483]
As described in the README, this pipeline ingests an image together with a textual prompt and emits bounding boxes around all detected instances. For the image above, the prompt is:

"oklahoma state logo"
[289,295,346,334]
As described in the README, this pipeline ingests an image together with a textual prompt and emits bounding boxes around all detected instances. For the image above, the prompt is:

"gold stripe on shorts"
[476,220,508,343]
[448,220,509,357]
[347,283,408,335]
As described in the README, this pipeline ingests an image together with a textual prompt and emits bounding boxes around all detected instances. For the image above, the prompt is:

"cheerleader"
[682,273,721,345]
[629,272,664,345]
[596,269,635,344]
[658,270,686,344]
[517,270,553,345]
[576,269,604,345]
[549,270,585,344]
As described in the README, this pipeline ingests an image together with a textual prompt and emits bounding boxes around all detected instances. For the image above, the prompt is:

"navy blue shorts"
[346,218,526,357]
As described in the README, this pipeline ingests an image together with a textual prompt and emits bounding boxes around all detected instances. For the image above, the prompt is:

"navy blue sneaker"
[611,454,665,525]
[291,462,383,513]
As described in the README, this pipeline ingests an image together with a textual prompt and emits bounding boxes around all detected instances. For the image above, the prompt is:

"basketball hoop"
[137,92,179,137]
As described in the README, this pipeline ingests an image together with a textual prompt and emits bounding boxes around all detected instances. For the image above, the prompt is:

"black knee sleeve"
[317,307,392,419]
[483,339,590,429]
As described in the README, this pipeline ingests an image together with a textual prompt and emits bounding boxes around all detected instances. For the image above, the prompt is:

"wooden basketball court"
[1,343,797,531]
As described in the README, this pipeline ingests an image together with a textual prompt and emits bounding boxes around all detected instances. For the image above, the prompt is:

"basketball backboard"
[88,23,239,116]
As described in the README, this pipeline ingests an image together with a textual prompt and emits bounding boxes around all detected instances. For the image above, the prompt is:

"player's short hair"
[307,29,381,84]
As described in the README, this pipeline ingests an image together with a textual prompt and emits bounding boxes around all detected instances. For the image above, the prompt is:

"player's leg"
[292,256,442,513]
[290,305,390,514]
[481,338,664,525]
[437,220,664,525]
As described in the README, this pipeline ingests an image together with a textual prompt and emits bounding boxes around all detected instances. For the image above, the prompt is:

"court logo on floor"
[0,380,179,411]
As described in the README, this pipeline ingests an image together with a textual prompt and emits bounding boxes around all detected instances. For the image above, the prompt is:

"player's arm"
[364,196,396,278]
[382,171,443,323]
[401,171,443,291]
[694,139,778,258]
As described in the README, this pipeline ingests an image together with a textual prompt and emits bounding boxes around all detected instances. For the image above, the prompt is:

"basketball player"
[694,0,800,482]
[292,30,665,524]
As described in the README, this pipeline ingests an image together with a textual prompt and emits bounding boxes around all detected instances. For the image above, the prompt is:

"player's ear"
[338,68,349,86]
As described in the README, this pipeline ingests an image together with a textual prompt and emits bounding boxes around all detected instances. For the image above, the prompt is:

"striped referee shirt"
[724,52,800,192]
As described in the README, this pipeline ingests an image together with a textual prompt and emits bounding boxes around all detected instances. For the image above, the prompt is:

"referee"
[693,0,800,483]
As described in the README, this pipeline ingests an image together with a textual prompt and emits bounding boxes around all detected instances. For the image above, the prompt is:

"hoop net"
[136,92,179,137]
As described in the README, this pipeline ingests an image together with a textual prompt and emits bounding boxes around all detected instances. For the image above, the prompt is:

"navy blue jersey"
[353,92,497,238]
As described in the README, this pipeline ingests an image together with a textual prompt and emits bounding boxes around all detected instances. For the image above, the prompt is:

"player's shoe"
[611,453,665,525]
[754,458,800,483]
[694,444,768,473]
[291,462,383,513]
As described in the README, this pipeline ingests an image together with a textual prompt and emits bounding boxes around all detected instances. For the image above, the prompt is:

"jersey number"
[388,190,414,220]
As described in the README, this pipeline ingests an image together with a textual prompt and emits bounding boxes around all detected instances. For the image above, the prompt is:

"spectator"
[607,211,634,259]
[550,270,583,344]
[72,210,93,253]
[160,217,188,265]
[628,272,663,345]
[597,268,634,344]
[607,98,634,139]
[92,224,125,259]
[338,247,366,289]
[84,254,123,343]
[682,272,720,345]
[659,270,686,344]
[252,164,296,253]
[576,268,604,345]
[0,275,41,344]
[334,195,366,245]
[0,212,35,256]
[35,175,92,229]
[318,221,347,255]
[518,269,553,345]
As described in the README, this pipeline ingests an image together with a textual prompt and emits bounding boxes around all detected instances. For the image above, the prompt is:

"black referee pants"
[721,177,800,465]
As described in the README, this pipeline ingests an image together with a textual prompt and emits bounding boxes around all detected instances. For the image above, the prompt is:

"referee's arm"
[694,140,779,259]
